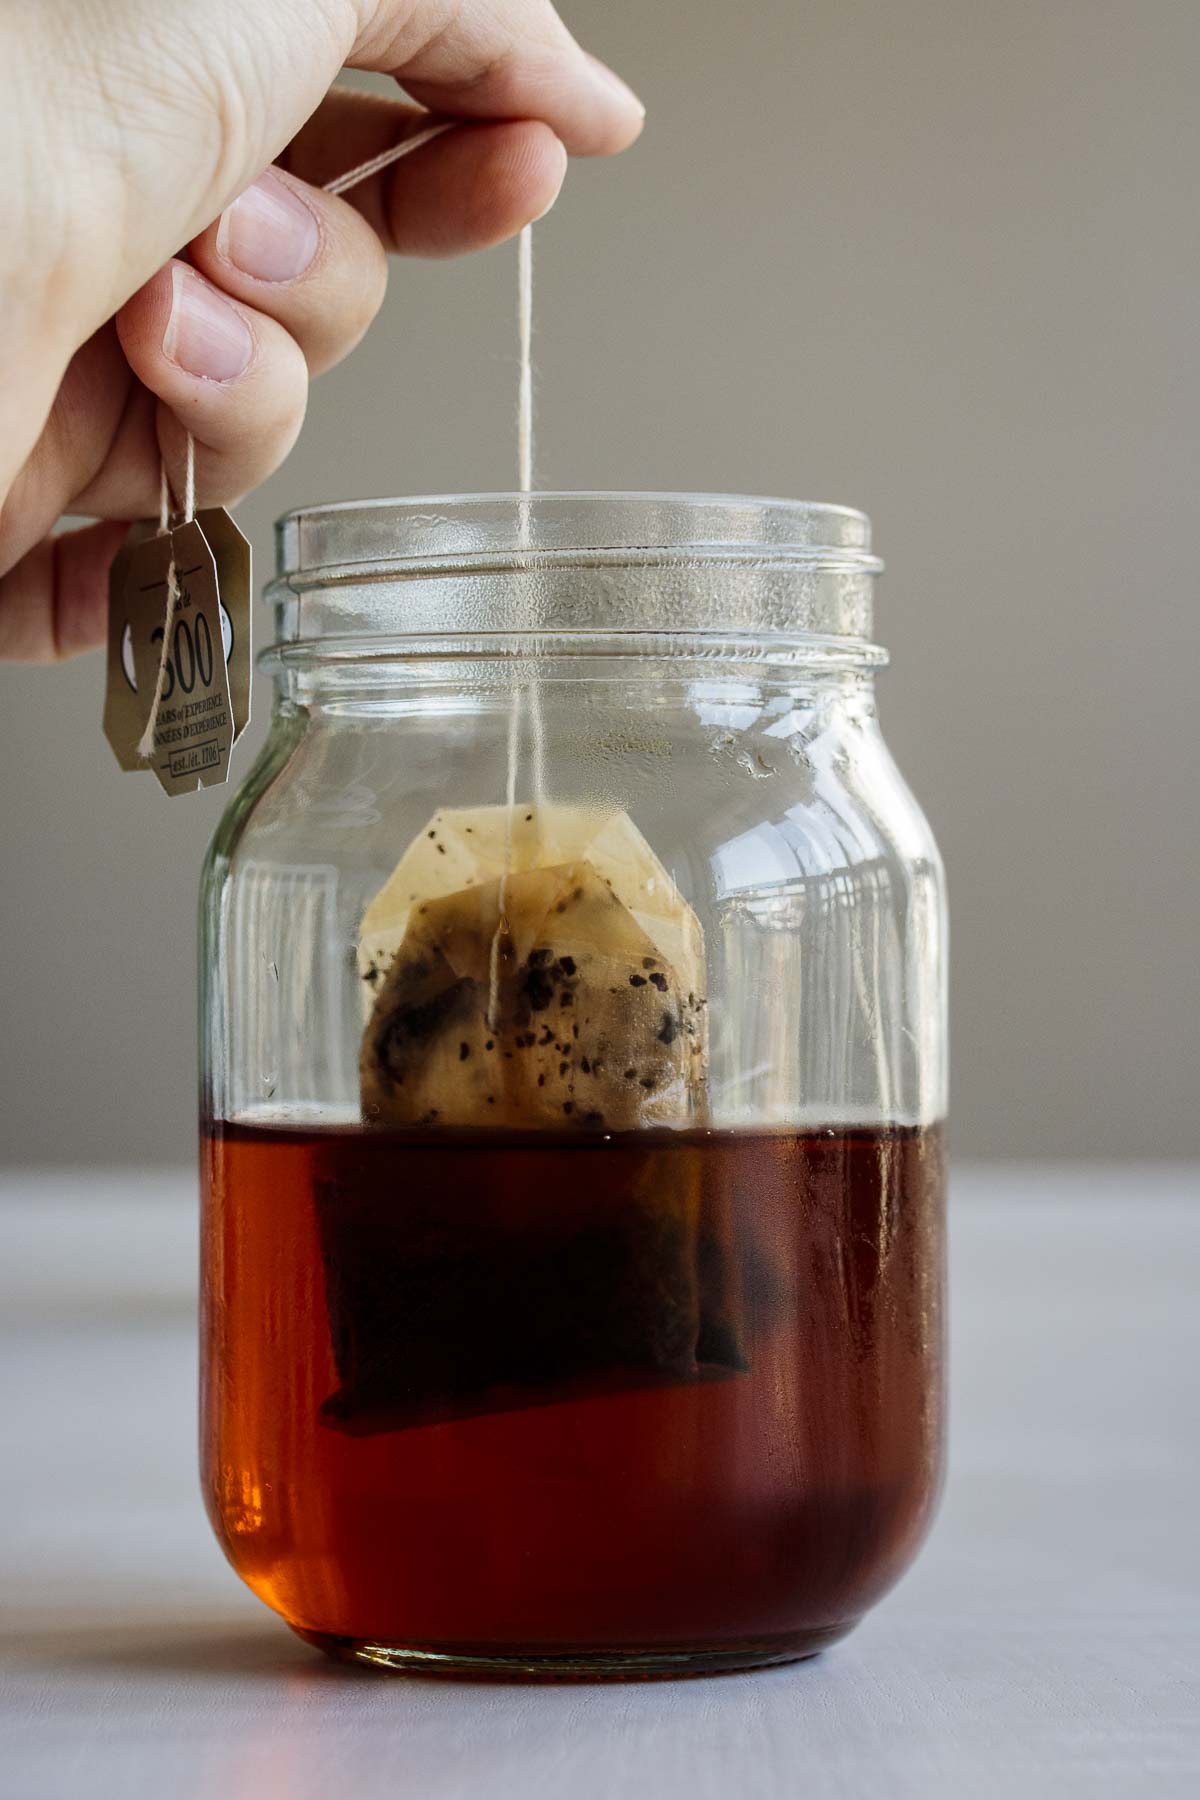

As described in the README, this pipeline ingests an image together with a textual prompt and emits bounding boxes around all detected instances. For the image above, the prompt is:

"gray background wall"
[1,0,1197,1164]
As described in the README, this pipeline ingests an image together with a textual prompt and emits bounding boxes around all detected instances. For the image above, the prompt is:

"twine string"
[142,118,541,814]
[323,120,454,197]
[141,122,456,761]
[138,432,195,759]
[489,222,540,1029]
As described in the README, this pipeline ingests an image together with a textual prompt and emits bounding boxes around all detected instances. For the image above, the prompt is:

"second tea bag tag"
[103,507,252,790]
[127,520,234,795]
[196,507,252,745]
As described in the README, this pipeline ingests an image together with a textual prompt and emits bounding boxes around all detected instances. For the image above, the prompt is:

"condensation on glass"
[200,493,948,1677]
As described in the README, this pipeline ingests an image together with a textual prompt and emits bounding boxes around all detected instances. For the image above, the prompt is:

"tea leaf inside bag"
[359,806,708,1131]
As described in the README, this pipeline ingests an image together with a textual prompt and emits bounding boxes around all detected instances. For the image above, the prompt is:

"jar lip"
[274,491,881,581]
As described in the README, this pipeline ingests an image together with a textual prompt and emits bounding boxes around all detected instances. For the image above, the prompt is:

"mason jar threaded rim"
[267,492,885,656]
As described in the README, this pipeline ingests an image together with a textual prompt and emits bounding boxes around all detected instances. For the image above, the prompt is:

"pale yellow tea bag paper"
[358,805,708,1131]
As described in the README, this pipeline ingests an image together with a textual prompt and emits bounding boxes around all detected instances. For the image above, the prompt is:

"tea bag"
[316,803,745,1436]
[358,806,708,1130]
[315,1128,748,1436]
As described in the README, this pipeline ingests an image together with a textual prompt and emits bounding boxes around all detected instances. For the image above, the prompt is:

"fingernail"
[163,266,253,381]
[216,170,320,283]
[583,53,646,120]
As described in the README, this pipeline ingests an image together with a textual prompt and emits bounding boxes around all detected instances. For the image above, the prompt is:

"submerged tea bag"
[315,803,746,1435]
[359,805,708,1131]
[316,1130,748,1436]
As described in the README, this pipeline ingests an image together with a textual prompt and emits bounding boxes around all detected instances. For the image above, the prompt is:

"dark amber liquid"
[201,1122,944,1670]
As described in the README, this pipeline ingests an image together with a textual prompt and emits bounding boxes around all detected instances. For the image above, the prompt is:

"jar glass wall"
[199,494,947,1677]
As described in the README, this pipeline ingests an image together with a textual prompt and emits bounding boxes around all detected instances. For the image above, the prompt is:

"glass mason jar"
[200,493,947,1678]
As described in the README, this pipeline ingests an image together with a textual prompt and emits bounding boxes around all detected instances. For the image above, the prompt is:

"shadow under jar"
[200,493,948,1678]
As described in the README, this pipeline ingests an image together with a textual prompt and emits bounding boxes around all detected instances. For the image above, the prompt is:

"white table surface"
[1,1164,1197,1800]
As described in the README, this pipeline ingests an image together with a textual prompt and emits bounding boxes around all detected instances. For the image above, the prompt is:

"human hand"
[0,0,643,659]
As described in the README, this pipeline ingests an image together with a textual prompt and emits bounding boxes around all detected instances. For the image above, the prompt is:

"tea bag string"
[322,120,453,198]
[150,117,457,526]
[515,222,545,808]
[517,222,534,493]
[141,121,459,755]
[145,115,540,863]
[136,432,196,758]
[489,223,542,1028]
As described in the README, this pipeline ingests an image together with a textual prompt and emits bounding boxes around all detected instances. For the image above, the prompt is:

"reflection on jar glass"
[200,494,947,1678]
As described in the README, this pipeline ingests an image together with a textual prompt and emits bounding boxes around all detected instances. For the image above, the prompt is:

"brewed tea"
[201,1120,944,1666]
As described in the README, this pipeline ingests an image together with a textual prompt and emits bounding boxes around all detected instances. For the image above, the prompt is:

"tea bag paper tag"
[196,507,252,743]
[122,521,234,795]
[104,512,249,789]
